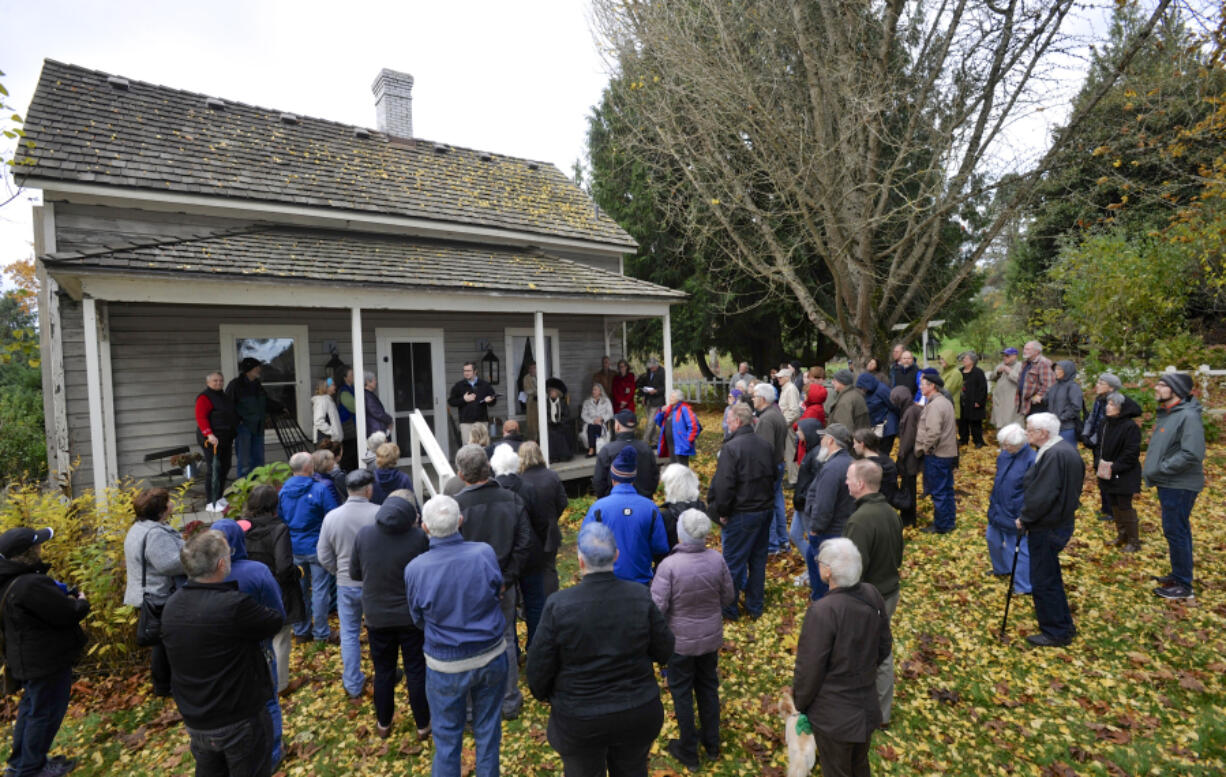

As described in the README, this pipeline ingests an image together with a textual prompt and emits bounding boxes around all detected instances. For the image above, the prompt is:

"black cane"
[999,530,1023,641]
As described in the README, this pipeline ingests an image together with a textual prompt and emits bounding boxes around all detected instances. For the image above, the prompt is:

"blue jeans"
[8,666,72,777]
[986,524,1031,594]
[1059,429,1078,447]
[923,455,957,532]
[426,652,507,777]
[519,569,547,649]
[1028,524,1075,641]
[720,510,771,618]
[1157,487,1197,587]
[788,510,809,558]
[337,585,366,696]
[234,422,265,478]
[768,464,788,552]
[293,553,332,640]
[804,533,841,600]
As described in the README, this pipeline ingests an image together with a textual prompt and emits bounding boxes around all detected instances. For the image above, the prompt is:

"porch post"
[81,296,108,501]
[663,307,674,400]
[351,306,368,463]
[534,311,549,465]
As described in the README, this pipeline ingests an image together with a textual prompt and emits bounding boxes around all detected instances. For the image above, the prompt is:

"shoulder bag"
[135,528,169,647]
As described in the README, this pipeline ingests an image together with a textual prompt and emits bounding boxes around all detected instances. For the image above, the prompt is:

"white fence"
[674,377,735,404]
[408,409,456,497]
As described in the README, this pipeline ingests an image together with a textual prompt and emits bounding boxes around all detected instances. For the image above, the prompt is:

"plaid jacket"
[1017,356,1055,412]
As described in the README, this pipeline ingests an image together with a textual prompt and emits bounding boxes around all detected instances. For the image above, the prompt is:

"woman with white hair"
[581,383,614,457]
[658,463,708,554]
[650,510,734,769]
[985,423,1035,594]
[793,538,892,777]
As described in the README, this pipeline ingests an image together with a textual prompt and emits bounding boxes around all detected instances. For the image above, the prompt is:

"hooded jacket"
[856,373,897,436]
[891,386,923,477]
[213,519,284,616]
[371,466,414,506]
[279,474,339,555]
[0,558,89,681]
[939,350,964,420]
[311,394,342,441]
[650,542,734,656]
[1098,397,1142,495]
[793,421,825,513]
[351,496,430,629]
[1046,360,1084,432]
[1142,397,1205,492]
[801,382,828,428]
[317,496,380,587]
[986,444,1036,531]
[243,510,305,624]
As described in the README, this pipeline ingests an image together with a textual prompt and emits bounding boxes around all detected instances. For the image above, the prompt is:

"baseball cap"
[0,527,54,558]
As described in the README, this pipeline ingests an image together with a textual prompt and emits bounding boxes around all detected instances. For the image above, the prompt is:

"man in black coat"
[0,527,89,777]
[593,410,660,499]
[161,530,284,777]
[708,403,776,620]
[447,361,497,447]
[453,444,533,720]
[1016,412,1085,648]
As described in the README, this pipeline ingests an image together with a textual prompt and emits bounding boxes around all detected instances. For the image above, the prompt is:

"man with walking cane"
[1012,413,1083,647]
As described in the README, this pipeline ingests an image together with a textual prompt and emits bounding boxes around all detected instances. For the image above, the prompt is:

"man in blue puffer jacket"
[985,424,1035,595]
[278,451,339,644]
[213,519,286,769]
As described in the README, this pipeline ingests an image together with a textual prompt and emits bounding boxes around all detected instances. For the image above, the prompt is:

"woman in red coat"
[612,359,637,414]
[795,381,828,464]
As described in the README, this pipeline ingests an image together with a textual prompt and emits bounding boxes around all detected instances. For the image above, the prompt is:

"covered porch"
[40,229,683,499]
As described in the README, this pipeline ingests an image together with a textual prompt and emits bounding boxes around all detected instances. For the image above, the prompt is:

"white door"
[375,329,448,462]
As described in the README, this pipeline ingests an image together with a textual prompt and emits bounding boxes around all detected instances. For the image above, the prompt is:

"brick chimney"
[372,69,414,138]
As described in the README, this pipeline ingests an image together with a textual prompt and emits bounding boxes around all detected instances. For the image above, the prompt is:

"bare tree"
[592,0,1175,358]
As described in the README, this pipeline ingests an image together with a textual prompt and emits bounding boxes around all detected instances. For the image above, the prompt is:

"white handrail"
[409,409,456,498]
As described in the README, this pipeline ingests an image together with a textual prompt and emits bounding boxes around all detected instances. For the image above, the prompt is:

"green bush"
[1149,332,1218,371]
[222,461,292,515]
[0,366,46,483]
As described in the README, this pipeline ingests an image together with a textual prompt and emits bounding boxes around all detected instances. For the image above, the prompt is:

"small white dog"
[782,690,817,777]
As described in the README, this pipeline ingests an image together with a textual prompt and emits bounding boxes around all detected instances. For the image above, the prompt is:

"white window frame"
[218,324,312,439]
[504,326,560,418]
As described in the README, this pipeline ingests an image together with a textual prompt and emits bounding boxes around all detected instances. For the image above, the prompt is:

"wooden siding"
[58,300,623,493]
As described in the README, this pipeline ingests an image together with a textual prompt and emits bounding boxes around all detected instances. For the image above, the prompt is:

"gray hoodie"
[1046,360,1084,432]
[1143,398,1205,492]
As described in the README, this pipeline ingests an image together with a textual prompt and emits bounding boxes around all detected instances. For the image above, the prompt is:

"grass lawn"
[7,405,1224,776]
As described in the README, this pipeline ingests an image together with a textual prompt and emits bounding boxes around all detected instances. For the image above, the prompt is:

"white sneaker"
[204,502,218,513]
[216,497,229,509]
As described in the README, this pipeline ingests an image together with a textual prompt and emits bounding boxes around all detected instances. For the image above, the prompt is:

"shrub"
[0,369,46,484]
[222,461,292,515]
[1149,332,1217,371]
[0,478,193,671]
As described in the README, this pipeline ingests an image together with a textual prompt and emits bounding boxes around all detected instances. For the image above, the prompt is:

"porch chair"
[269,412,314,458]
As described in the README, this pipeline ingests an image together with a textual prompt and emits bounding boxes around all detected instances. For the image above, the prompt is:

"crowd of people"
[0,344,1207,777]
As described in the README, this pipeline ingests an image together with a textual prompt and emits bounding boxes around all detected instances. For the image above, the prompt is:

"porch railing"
[408,409,456,498]
[674,377,734,404]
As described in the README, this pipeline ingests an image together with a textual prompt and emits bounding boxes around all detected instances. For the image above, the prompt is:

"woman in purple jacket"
[650,509,735,770]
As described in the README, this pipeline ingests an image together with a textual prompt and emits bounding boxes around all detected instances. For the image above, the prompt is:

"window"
[219,325,311,434]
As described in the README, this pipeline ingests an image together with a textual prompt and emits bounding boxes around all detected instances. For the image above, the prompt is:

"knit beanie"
[1158,372,1193,401]
[1098,373,1123,391]
[833,369,855,387]
[611,446,638,482]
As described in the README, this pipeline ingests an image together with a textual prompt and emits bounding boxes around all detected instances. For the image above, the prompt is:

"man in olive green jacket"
[827,369,871,432]
[843,459,904,726]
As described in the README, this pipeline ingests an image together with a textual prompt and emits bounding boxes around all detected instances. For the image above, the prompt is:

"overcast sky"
[0,0,1142,281]
[0,0,611,270]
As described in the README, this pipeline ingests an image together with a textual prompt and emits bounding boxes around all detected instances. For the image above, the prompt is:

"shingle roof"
[19,60,636,249]
[41,228,684,299]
